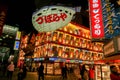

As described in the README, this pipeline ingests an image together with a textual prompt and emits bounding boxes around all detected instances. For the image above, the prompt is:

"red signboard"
[89,0,104,39]
[0,4,7,36]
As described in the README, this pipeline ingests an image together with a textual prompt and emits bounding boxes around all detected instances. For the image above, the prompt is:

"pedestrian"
[2,63,7,77]
[29,65,32,72]
[80,64,89,80]
[17,68,24,80]
[22,63,27,79]
[89,65,95,80]
[38,62,44,80]
[7,61,15,80]
[70,67,73,73]
[110,65,120,80]
[61,64,68,79]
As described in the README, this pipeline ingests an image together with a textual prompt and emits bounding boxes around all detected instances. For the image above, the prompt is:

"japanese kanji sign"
[32,6,75,32]
[89,0,105,39]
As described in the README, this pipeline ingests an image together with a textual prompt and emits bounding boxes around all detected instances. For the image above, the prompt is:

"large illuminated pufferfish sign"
[32,6,75,32]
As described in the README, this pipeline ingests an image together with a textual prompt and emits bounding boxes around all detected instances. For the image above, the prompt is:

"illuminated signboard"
[3,25,19,36]
[66,59,70,62]
[49,57,58,61]
[79,60,83,63]
[16,31,21,40]
[32,6,75,32]
[102,0,120,39]
[40,58,45,60]
[89,0,104,39]
[34,58,44,61]
[70,60,75,63]
[14,41,20,50]
[59,58,66,62]
[34,58,39,61]
[102,0,114,39]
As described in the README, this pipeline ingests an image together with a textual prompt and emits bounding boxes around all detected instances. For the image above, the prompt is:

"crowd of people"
[0,61,15,80]
[60,64,120,80]
[1,61,120,80]
[60,63,95,80]
[0,61,27,80]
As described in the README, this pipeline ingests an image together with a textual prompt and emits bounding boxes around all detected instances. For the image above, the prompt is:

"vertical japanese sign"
[102,0,120,39]
[0,4,7,36]
[89,0,105,39]
[102,0,114,39]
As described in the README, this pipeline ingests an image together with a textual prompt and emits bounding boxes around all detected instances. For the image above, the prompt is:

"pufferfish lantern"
[32,6,75,32]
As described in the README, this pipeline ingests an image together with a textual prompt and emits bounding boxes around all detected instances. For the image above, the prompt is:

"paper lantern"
[32,6,75,32]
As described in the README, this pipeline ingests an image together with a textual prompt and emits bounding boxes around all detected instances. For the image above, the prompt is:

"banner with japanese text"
[102,0,120,39]
[89,0,105,39]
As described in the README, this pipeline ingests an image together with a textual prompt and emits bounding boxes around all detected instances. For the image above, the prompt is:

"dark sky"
[4,0,36,34]
[1,0,119,34]
[2,0,88,34]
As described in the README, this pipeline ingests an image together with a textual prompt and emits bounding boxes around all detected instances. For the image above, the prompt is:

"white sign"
[32,6,75,32]
[3,25,19,36]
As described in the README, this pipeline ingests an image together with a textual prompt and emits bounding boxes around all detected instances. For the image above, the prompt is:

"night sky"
[4,0,36,34]
[2,0,89,34]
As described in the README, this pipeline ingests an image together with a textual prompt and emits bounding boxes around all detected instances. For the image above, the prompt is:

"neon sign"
[89,0,104,38]
[32,6,75,32]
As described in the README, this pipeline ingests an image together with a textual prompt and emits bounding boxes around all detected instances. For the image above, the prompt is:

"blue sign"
[49,57,58,61]
[34,58,39,61]
[102,0,120,39]
[14,41,20,50]
[34,58,45,61]
[79,60,83,63]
